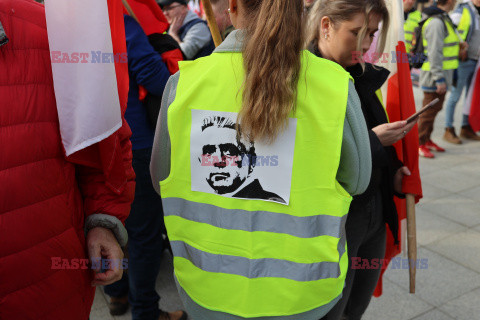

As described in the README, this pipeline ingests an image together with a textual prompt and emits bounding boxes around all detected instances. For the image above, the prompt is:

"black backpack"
[410,14,447,69]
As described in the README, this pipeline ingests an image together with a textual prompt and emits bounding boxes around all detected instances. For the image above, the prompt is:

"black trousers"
[320,190,387,320]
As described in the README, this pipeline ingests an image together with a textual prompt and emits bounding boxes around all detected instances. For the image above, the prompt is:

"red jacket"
[0,1,135,319]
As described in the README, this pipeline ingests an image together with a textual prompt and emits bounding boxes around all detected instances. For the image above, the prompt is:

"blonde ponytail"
[239,0,304,143]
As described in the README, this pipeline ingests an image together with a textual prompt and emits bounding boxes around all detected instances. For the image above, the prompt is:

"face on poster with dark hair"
[190,110,297,205]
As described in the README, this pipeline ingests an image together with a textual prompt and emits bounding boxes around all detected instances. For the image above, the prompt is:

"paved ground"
[90,86,480,320]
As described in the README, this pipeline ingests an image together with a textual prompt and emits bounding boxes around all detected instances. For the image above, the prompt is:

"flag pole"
[406,193,417,293]
[121,0,140,23]
[201,0,222,47]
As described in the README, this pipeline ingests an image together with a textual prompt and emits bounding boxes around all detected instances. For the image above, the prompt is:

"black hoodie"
[308,42,403,244]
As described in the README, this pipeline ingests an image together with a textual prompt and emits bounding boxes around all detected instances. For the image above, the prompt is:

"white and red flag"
[465,59,480,131]
[44,0,129,192]
[366,0,423,296]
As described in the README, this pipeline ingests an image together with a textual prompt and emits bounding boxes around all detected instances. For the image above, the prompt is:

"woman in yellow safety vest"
[306,0,417,319]
[150,0,373,319]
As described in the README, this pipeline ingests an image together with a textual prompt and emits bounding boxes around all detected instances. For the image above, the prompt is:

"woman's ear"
[320,16,332,39]
[229,0,238,27]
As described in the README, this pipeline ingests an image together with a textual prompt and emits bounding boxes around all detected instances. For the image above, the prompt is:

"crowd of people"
[406,0,480,157]
[0,0,478,320]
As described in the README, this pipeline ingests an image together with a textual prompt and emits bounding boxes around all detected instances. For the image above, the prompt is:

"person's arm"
[151,72,180,194]
[78,117,136,285]
[336,81,372,196]
[79,119,135,243]
[179,22,212,59]
[124,15,170,96]
[425,18,447,88]
[368,130,389,168]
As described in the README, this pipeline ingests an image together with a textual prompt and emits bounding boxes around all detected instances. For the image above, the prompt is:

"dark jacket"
[346,63,403,244]
[308,43,402,243]
[233,179,286,204]
[124,15,170,150]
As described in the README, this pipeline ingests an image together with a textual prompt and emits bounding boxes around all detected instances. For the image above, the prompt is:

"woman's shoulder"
[302,50,350,78]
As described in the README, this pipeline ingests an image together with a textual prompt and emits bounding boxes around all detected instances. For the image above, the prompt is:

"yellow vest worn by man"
[404,10,422,53]
[159,50,352,318]
[422,16,460,71]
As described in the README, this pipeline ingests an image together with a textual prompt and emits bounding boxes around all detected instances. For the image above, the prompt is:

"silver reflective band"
[443,56,459,61]
[163,198,347,239]
[444,42,459,47]
[405,31,414,35]
[171,241,342,281]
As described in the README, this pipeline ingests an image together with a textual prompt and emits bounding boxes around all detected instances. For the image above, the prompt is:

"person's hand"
[459,42,469,61]
[436,82,447,94]
[87,227,124,286]
[169,11,187,39]
[394,166,411,195]
[372,119,417,146]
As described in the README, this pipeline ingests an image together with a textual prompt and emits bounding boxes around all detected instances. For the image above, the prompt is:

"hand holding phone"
[406,98,440,124]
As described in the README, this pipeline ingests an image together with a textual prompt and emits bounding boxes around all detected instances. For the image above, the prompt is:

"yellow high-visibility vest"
[404,10,422,53]
[159,50,353,317]
[458,6,473,42]
[422,16,460,71]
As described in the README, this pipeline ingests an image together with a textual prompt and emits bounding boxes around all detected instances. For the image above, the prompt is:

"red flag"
[468,63,480,131]
[125,0,169,35]
[373,43,423,297]
[366,0,423,296]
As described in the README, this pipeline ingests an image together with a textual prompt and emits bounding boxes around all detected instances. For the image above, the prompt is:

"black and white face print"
[190,110,297,205]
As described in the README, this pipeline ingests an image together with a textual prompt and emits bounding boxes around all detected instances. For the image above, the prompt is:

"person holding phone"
[306,0,416,318]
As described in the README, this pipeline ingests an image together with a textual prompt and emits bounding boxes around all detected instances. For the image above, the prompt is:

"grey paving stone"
[383,247,480,307]
[417,195,480,227]
[427,229,480,273]
[362,279,432,320]
[449,157,480,176]
[418,169,479,194]
[439,287,480,320]
[419,183,453,203]
[415,208,467,246]
[419,158,443,176]
[461,185,480,203]
[90,297,115,320]
[411,309,455,320]
[91,287,108,311]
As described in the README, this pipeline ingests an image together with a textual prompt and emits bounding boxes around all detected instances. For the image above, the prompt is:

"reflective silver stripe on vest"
[443,56,459,61]
[163,197,347,239]
[444,42,459,47]
[405,31,414,35]
[171,240,341,281]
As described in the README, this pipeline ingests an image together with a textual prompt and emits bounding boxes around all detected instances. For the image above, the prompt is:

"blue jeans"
[104,147,165,320]
[445,59,477,128]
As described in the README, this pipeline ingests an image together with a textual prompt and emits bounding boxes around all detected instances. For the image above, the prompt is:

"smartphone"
[406,98,440,124]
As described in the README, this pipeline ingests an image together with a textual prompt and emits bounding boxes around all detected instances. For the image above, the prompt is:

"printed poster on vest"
[190,110,297,205]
